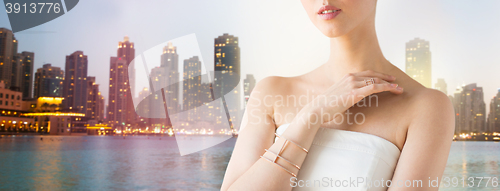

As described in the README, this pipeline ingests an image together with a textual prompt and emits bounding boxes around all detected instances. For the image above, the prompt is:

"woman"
[221,0,454,190]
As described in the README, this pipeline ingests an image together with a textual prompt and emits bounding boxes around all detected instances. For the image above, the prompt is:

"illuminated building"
[0,28,18,88]
[117,36,137,124]
[487,89,500,133]
[405,38,432,88]
[183,56,202,122]
[107,57,128,129]
[86,77,104,122]
[47,115,86,135]
[86,124,112,135]
[20,97,87,135]
[243,74,256,105]
[98,94,104,123]
[63,51,88,113]
[49,115,72,135]
[11,51,34,99]
[147,42,181,126]
[214,33,241,129]
[453,83,486,134]
[0,111,34,132]
[158,43,180,113]
[34,97,63,111]
[24,97,63,133]
[199,82,216,122]
[0,80,22,110]
[0,29,34,98]
[0,80,34,132]
[34,64,64,98]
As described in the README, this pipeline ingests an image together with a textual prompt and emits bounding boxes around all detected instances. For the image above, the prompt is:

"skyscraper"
[161,42,180,106]
[434,78,447,95]
[12,51,34,99]
[1,29,34,98]
[0,28,18,88]
[243,74,256,105]
[488,89,500,133]
[34,64,64,98]
[98,94,105,123]
[214,33,241,129]
[159,42,180,109]
[453,83,486,134]
[148,42,181,125]
[183,56,202,121]
[117,36,137,124]
[405,38,432,88]
[62,51,88,113]
[118,36,135,93]
[10,53,22,91]
[86,77,104,122]
[107,57,128,128]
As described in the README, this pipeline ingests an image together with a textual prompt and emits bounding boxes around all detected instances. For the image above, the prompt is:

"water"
[0,136,498,190]
[0,136,234,191]
[440,141,500,190]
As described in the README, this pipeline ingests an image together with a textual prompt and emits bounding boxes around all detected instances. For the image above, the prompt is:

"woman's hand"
[304,70,403,124]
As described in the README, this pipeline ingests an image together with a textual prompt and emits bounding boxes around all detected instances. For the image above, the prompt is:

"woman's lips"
[317,5,341,20]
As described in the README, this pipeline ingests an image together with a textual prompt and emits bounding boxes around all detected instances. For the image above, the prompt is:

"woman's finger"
[352,70,396,82]
[355,82,403,96]
[353,77,390,88]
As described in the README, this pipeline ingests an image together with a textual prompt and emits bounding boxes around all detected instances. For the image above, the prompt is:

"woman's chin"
[315,24,349,38]
[320,29,346,38]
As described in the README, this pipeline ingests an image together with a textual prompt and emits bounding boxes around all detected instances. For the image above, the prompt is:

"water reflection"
[0,136,498,190]
[0,136,235,190]
[441,142,500,191]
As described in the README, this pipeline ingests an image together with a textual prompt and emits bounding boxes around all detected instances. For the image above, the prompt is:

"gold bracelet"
[264,149,301,170]
[260,155,297,177]
[274,133,309,153]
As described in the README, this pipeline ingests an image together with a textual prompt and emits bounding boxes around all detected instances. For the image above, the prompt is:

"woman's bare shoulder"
[392,70,453,114]
[409,87,453,111]
[250,76,297,98]
[406,86,455,131]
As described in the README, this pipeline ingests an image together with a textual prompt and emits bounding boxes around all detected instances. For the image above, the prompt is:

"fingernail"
[390,75,396,80]
[396,86,403,90]
[391,84,398,88]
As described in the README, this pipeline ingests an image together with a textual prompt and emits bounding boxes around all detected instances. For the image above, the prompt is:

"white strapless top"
[276,123,401,191]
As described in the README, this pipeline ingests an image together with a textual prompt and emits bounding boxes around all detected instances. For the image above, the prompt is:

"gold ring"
[365,78,375,86]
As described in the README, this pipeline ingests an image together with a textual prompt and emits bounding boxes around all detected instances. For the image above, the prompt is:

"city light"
[38,97,63,102]
[87,126,112,130]
[22,112,85,117]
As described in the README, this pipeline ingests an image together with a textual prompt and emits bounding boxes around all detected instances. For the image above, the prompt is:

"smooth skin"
[221,0,455,190]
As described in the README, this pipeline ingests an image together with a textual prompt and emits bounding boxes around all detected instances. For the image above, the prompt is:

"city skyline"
[1,0,500,135]
[3,25,500,135]
[133,33,242,135]
[1,0,499,113]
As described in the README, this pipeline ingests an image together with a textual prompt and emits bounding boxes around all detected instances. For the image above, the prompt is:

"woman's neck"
[323,18,392,82]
